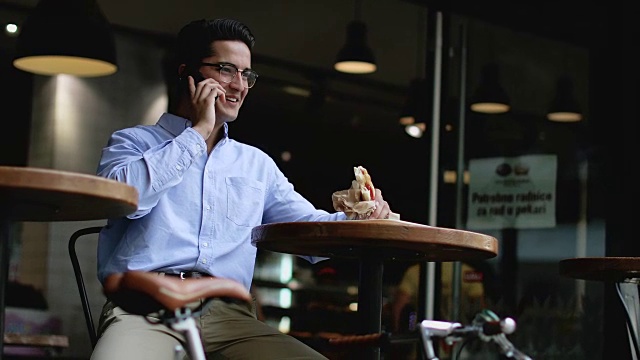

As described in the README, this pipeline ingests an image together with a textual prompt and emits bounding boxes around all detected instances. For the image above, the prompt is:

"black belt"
[157,271,213,279]
[156,271,251,306]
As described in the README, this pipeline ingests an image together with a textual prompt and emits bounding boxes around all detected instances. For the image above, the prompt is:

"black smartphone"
[181,65,206,94]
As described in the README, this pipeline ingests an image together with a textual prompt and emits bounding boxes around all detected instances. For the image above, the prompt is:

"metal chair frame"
[67,226,103,349]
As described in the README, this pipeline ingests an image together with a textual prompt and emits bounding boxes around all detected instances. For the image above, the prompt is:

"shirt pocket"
[225,177,265,227]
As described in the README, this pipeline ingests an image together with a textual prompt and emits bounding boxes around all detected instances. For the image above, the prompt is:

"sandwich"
[354,166,375,202]
[332,166,378,220]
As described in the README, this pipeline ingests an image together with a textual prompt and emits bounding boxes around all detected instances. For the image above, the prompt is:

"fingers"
[369,189,392,219]
[192,76,225,103]
[189,77,225,138]
[370,201,391,219]
[188,75,196,97]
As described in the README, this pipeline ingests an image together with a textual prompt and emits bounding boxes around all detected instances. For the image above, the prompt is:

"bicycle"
[419,309,532,360]
[102,271,252,360]
[102,273,531,360]
[329,309,532,360]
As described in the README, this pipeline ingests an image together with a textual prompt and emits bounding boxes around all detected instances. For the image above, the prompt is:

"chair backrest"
[67,226,103,349]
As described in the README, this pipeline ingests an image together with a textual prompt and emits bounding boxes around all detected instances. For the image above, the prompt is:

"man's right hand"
[189,75,226,141]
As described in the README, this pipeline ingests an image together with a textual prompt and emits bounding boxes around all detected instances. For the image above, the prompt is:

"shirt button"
[206,205,211,210]
[201,259,207,264]
[203,242,208,247]
[175,165,182,170]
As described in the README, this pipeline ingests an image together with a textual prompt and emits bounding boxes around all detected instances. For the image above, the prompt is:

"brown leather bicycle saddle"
[103,271,252,315]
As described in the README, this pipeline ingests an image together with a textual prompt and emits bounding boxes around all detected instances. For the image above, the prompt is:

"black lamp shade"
[547,76,582,122]
[335,21,376,74]
[470,63,510,114]
[13,0,117,77]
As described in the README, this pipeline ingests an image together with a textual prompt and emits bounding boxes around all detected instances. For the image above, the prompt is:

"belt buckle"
[179,271,187,280]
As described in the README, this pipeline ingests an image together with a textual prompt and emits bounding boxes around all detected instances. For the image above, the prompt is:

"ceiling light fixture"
[546,75,582,122]
[13,0,117,77]
[405,122,426,138]
[282,85,311,98]
[334,0,376,74]
[400,8,429,138]
[469,62,510,114]
[5,23,19,36]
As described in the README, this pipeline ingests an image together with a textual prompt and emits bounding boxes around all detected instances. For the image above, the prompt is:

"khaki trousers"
[90,298,328,360]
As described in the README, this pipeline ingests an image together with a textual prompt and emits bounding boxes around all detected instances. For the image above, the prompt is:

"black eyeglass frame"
[200,62,259,88]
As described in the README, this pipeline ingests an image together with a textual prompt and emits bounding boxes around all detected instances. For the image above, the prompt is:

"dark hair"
[165,18,255,110]
[173,18,255,67]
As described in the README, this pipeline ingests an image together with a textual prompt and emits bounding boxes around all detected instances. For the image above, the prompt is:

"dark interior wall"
[411,0,596,48]
[593,4,640,254]
[0,51,32,166]
[595,3,640,358]
[0,5,31,166]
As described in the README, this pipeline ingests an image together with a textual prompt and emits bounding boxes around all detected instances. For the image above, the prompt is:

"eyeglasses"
[200,62,259,89]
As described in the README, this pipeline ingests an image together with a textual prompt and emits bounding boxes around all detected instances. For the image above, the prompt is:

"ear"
[177,64,187,78]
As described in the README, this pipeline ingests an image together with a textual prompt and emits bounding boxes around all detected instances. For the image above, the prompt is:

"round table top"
[0,166,138,222]
[251,219,498,262]
[559,257,640,283]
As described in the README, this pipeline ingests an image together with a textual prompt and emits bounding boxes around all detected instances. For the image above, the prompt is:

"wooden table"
[0,166,138,355]
[251,219,499,360]
[560,257,640,359]
[559,257,640,283]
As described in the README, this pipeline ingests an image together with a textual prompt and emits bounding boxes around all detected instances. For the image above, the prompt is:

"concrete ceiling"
[0,0,430,89]
[2,0,599,85]
[0,0,596,130]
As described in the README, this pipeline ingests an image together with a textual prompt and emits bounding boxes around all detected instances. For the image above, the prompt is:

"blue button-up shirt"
[96,113,346,289]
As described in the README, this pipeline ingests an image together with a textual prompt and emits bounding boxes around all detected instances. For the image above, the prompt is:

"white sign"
[467,154,557,230]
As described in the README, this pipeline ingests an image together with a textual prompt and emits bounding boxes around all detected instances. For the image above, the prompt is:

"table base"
[359,255,383,359]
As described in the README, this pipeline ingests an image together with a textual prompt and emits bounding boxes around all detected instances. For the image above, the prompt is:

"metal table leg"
[359,254,384,360]
[617,282,640,360]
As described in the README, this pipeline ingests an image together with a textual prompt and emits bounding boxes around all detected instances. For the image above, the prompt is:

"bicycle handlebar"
[419,310,532,360]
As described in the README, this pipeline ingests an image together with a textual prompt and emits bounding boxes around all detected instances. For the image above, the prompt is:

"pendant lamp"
[546,76,582,122]
[399,9,428,139]
[13,0,118,77]
[334,0,376,74]
[405,122,427,138]
[469,62,510,114]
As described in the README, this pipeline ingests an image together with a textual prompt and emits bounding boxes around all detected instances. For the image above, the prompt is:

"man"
[91,18,393,360]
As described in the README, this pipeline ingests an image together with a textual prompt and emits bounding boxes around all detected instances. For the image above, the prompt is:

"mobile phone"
[181,65,206,94]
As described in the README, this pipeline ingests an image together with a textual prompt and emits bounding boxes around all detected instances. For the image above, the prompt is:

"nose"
[230,71,246,90]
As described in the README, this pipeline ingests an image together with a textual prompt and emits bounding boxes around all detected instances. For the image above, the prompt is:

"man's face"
[199,40,253,123]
